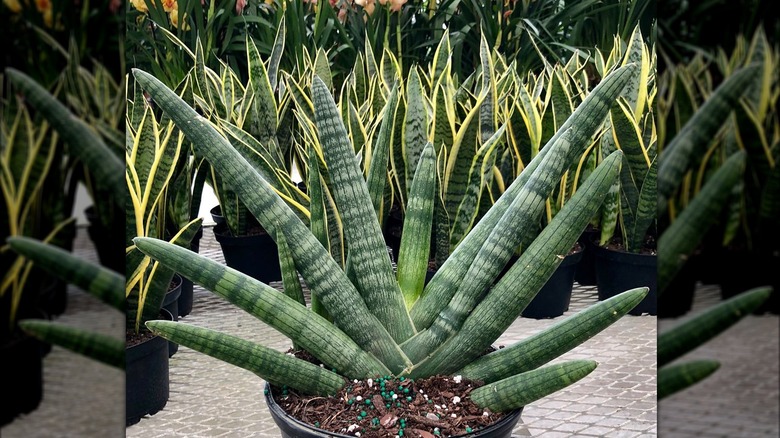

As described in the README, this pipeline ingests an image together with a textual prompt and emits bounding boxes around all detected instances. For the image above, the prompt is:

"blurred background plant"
[126,0,654,90]
[657,0,779,69]
[1,0,124,86]
[657,26,778,313]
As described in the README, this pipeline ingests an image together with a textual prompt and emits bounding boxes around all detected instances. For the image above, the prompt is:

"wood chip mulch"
[271,373,507,437]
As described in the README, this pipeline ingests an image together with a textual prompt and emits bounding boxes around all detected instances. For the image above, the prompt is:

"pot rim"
[264,382,523,438]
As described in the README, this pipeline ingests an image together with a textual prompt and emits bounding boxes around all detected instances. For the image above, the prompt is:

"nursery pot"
[126,309,173,426]
[162,274,182,357]
[383,206,404,263]
[0,334,44,427]
[719,251,779,315]
[264,383,523,438]
[658,256,697,319]
[177,225,203,318]
[209,205,226,228]
[593,244,657,316]
[84,206,124,273]
[213,223,282,283]
[574,227,599,286]
[522,248,584,319]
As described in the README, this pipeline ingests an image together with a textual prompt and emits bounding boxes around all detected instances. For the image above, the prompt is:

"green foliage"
[131,58,649,410]
[658,27,779,256]
[126,84,203,332]
[657,287,771,399]
[7,236,125,369]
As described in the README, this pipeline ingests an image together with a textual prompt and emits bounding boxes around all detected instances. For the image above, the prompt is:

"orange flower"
[388,0,405,12]
[355,0,374,15]
[161,0,176,12]
[33,0,49,12]
[169,8,189,30]
[130,0,150,13]
[3,0,22,13]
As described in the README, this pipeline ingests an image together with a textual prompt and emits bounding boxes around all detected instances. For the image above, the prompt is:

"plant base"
[0,334,44,427]
[593,244,657,315]
[523,249,584,319]
[126,309,172,426]
[264,382,522,438]
[213,223,282,283]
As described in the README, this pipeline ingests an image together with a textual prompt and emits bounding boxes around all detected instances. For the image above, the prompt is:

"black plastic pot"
[383,207,404,262]
[658,257,697,319]
[719,251,779,315]
[522,248,584,319]
[0,334,44,426]
[162,274,182,357]
[178,225,203,318]
[126,309,172,426]
[84,206,124,273]
[264,382,523,438]
[213,223,282,283]
[593,244,657,316]
[210,205,226,228]
[574,227,599,286]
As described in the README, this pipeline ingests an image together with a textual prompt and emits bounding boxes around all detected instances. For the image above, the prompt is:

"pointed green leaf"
[146,320,345,395]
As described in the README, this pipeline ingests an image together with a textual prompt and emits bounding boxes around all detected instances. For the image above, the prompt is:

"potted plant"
[8,236,125,370]
[1,68,115,426]
[658,286,771,399]
[656,29,773,315]
[591,27,658,316]
[125,75,205,423]
[177,30,307,284]
[166,150,208,317]
[130,61,650,436]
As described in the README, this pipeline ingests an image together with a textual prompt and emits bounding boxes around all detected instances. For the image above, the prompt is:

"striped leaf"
[19,320,124,370]
[478,33,497,144]
[408,151,623,377]
[133,69,410,373]
[277,229,306,308]
[430,30,451,86]
[658,152,745,294]
[449,125,507,248]
[366,83,399,221]
[146,321,345,395]
[403,68,429,193]
[411,64,636,331]
[6,237,124,312]
[658,287,772,367]
[405,128,573,361]
[470,360,598,412]
[658,360,720,400]
[314,49,333,92]
[459,287,648,383]
[431,76,455,156]
[444,92,487,221]
[311,77,416,344]
[268,16,286,91]
[657,64,760,211]
[135,237,389,378]
[246,37,278,145]
[5,68,124,202]
[307,146,330,319]
[397,143,436,309]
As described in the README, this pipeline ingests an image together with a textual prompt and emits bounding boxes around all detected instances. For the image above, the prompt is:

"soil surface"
[604,234,656,255]
[273,351,508,437]
[126,328,157,348]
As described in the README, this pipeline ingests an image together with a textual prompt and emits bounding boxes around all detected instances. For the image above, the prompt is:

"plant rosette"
[130,60,650,438]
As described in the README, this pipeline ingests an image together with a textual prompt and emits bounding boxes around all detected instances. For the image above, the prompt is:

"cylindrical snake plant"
[130,61,650,414]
